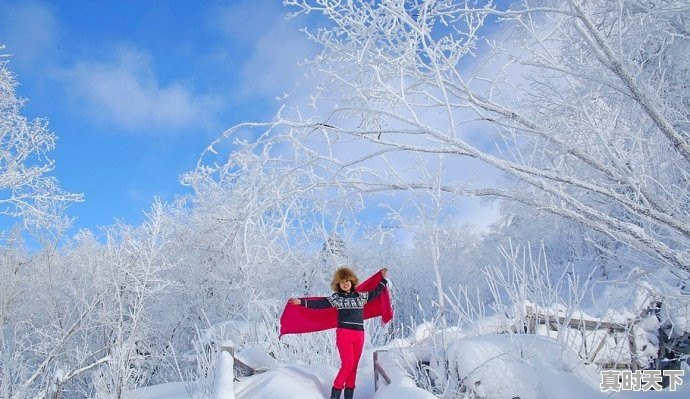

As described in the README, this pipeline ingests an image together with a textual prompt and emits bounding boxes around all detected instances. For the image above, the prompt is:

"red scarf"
[279,271,393,337]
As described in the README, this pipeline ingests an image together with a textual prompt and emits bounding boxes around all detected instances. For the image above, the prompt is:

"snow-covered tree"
[0,60,82,231]
[245,0,689,278]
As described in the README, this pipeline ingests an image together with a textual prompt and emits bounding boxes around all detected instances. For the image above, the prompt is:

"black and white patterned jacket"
[300,279,388,331]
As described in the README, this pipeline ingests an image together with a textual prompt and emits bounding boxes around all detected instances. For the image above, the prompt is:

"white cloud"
[0,1,58,71]
[59,47,221,133]
[238,23,316,101]
[211,0,284,46]
[211,0,319,103]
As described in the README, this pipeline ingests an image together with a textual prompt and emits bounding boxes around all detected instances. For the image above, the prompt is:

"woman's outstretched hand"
[380,267,388,279]
[288,298,301,305]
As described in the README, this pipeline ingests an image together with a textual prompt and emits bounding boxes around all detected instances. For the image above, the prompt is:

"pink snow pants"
[333,328,365,389]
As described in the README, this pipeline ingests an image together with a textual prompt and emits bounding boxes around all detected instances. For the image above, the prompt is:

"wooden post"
[588,329,610,364]
[221,342,235,357]
[373,350,391,391]
[51,386,61,399]
[628,330,638,371]
[528,313,537,334]
[580,319,589,360]
[373,351,381,391]
[213,341,236,399]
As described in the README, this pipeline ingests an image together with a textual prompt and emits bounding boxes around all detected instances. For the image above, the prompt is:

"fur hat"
[331,266,359,292]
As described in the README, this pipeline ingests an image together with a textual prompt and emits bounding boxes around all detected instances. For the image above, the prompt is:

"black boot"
[344,388,354,399]
[330,387,342,399]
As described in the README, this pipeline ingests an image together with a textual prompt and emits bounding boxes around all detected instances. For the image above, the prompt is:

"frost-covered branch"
[230,0,690,276]
[0,62,82,231]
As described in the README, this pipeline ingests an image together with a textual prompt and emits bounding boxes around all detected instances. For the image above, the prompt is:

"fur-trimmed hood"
[331,267,359,292]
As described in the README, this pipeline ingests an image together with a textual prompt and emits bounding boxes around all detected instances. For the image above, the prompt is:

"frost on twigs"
[0,61,82,231]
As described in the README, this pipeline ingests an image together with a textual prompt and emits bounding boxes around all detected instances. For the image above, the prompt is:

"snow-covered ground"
[125,274,689,398]
[126,333,688,398]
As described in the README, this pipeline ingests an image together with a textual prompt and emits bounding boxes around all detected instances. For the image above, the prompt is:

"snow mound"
[234,365,334,399]
[236,346,280,371]
[449,334,605,399]
[125,381,196,399]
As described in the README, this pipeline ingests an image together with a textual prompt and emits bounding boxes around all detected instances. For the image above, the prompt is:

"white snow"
[127,275,690,399]
[126,330,688,399]
[212,341,235,399]
[611,363,690,398]
[126,381,198,399]
[234,365,333,399]
[448,334,604,399]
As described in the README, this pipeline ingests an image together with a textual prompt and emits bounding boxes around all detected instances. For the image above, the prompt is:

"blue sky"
[0,0,318,234]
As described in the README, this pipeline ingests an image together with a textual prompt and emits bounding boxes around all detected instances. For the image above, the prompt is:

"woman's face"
[339,279,352,292]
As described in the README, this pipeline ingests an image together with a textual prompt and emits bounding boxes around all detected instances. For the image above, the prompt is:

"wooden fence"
[372,304,659,391]
[524,305,653,370]
[373,350,392,391]
[219,342,263,380]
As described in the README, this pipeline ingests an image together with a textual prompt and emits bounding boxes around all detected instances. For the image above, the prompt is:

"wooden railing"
[372,304,658,391]
[218,342,263,380]
[524,305,654,370]
[373,350,392,391]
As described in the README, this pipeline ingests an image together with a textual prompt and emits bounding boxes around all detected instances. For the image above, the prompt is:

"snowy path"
[234,347,378,399]
[129,332,690,399]
[126,348,380,399]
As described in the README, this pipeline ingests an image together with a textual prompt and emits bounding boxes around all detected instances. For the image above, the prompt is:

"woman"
[289,266,388,399]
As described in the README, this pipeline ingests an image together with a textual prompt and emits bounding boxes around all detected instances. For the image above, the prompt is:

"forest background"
[1,0,688,398]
